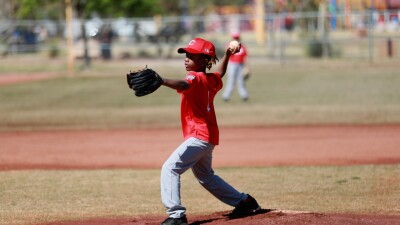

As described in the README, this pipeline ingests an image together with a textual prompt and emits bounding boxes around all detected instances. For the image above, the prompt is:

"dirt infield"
[1,125,400,170]
[0,73,58,86]
[2,125,400,224]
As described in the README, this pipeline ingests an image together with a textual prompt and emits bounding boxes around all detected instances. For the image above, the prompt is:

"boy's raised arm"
[217,44,241,78]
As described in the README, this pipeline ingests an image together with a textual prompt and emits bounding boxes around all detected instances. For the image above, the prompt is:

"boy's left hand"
[127,66,163,97]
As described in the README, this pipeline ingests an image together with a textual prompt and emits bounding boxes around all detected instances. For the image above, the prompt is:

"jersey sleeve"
[214,72,223,91]
[177,72,198,93]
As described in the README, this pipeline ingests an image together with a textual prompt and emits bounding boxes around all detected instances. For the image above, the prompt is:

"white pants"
[161,137,246,218]
[222,63,248,100]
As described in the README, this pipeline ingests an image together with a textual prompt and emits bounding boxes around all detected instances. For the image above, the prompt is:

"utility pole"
[255,0,265,46]
[65,0,74,74]
[318,1,329,58]
[76,0,90,69]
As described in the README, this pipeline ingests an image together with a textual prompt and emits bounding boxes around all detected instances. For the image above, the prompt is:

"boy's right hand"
[228,41,241,54]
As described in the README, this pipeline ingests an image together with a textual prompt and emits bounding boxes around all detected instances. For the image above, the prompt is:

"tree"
[284,0,320,12]
[9,0,165,20]
[11,0,64,20]
[84,0,163,18]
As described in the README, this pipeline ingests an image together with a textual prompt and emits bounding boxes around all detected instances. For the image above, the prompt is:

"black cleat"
[229,194,262,218]
[161,216,188,225]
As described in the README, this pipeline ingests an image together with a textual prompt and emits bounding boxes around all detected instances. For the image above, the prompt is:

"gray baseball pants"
[222,63,248,100]
[161,137,246,218]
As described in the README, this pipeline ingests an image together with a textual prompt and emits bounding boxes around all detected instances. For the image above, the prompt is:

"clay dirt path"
[1,125,400,225]
[0,73,58,86]
[1,125,400,170]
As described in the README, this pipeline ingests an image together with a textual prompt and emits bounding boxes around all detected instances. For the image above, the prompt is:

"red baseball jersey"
[177,71,223,145]
[229,44,247,63]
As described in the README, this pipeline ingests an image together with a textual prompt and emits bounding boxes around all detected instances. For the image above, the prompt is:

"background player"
[222,32,250,102]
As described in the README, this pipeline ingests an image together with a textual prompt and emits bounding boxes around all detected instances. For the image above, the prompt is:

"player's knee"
[162,161,187,176]
[193,169,215,184]
[161,161,174,174]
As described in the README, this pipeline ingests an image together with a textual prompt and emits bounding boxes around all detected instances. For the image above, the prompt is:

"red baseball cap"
[231,32,240,39]
[177,38,216,58]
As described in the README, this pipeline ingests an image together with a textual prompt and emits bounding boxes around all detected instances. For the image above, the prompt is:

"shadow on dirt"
[190,209,273,225]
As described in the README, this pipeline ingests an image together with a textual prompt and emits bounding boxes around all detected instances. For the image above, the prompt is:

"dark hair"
[205,55,219,70]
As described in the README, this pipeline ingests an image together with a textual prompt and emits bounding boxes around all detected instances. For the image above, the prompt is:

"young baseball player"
[159,37,261,225]
[222,32,250,102]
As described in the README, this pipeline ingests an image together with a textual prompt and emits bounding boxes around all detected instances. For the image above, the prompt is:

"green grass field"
[0,57,399,224]
[1,58,399,131]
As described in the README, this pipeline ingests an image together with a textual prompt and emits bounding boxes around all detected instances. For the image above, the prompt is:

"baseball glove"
[243,66,251,81]
[126,66,163,97]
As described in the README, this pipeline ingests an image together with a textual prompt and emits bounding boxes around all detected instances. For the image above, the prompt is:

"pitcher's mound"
[43,210,400,225]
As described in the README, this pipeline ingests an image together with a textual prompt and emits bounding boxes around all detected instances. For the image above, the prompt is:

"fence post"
[368,9,374,65]
[279,13,285,65]
[387,38,393,57]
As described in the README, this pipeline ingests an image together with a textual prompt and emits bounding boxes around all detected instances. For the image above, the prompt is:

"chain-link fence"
[0,11,399,62]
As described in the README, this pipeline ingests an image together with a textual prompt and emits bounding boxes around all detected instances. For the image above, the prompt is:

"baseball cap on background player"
[178,38,216,58]
[231,32,240,40]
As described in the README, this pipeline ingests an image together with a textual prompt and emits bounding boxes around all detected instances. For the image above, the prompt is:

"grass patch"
[0,60,400,131]
[0,165,399,225]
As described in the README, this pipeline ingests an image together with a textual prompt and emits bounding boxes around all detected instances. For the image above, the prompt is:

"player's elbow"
[178,81,190,91]
[218,69,226,78]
